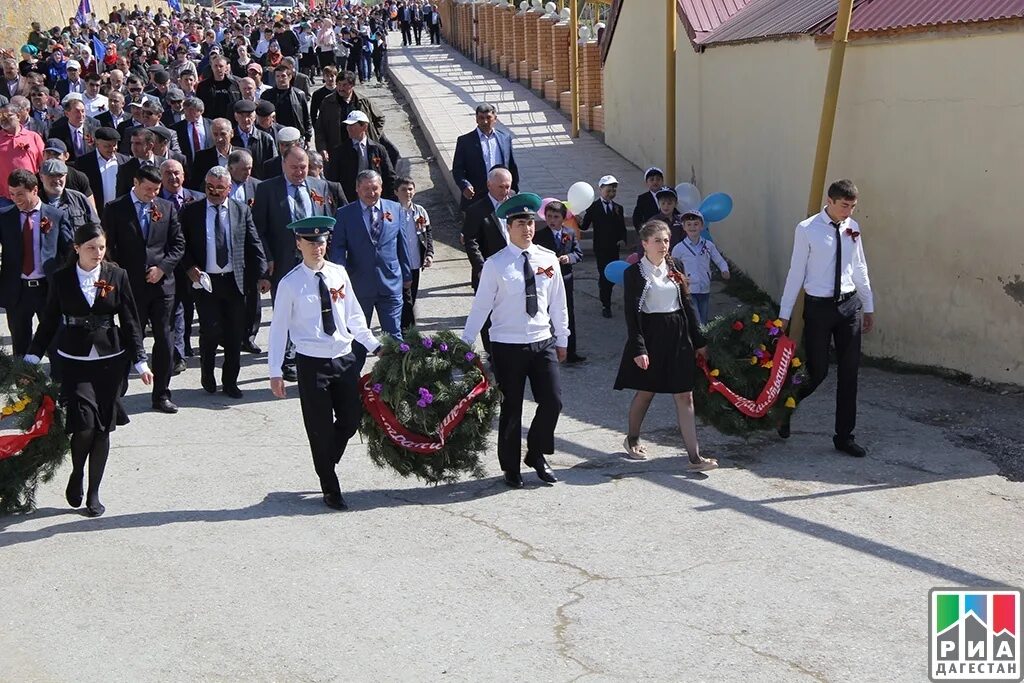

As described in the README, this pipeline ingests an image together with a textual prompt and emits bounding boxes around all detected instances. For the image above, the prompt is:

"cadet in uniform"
[268,216,381,510]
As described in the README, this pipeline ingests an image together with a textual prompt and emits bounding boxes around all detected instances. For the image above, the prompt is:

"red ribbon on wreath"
[359,363,490,454]
[0,396,56,461]
[697,335,796,418]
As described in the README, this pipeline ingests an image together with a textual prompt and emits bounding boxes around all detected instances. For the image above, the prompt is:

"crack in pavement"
[678,622,830,682]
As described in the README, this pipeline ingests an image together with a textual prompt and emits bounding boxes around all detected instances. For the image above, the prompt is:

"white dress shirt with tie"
[462,243,570,348]
[97,150,119,204]
[289,181,312,220]
[267,261,381,377]
[204,202,233,274]
[779,209,874,320]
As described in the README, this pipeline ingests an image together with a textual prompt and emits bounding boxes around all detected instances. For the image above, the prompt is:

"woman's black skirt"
[60,354,131,433]
[614,310,696,394]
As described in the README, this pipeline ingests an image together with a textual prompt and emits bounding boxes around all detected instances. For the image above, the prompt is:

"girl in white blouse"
[613,220,717,471]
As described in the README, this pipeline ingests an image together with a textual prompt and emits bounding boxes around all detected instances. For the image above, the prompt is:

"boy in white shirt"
[670,210,729,325]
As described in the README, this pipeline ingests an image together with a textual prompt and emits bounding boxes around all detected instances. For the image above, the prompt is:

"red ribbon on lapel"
[536,266,555,278]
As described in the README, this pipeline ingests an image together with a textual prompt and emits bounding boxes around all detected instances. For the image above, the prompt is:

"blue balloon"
[603,260,630,285]
[699,192,733,223]
[701,221,714,242]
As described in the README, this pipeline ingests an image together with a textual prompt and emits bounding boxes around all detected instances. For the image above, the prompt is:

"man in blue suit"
[451,103,519,210]
[330,169,411,365]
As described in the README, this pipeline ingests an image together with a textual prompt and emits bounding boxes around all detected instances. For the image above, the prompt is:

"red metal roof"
[680,0,756,33]
[834,0,1024,33]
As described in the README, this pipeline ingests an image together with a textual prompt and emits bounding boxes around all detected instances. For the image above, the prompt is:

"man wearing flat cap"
[75,126,127,215]
[254,99,283,142]
[260,126,302,181]
[268,215,380,512]
[232,99,276,177]
[42,138,95,201]
[461,193,569,489]
[38,158,99,235]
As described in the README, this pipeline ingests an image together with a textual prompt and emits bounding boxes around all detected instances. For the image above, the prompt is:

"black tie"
[215,206,229,268]
[316,272,337,335]
[523,251,538,317]
[831,221,843,303]
[604,201,611,215]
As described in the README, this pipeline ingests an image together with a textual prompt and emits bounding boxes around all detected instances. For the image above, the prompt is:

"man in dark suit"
[74,126,127,217]
[161,88,187,126]
[232,100,276,179]
[0,170,73,354]
[159,158,204,369]
[102,165,185,414]
[426,3,443,44]
[150,126,187,168]
[227,149,265,353]
[26,87,61,140]
[190,118,242,191]
[252,147,336,381]
[535,200,585,363]
[632,167,664,231]
[307,151,348,209]
[325,110,395,204]
[260,65,311,143]
[452,103,519,210]
[179,166,269,397]
[116,128,166,198]
[94,91,129,131]
[398,2,413,46]
[579,175,628,318]
[48,98,100,163]
[259,126,303,181]
[412,2,425,45]
[329,168,411,369]
[172,97,213,167]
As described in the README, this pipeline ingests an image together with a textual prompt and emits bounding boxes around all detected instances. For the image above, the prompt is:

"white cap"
[598,174,618,186]
[343,110,370,125]
[277,126,302,143]
[61,92,84,105]
[66,59,81,70]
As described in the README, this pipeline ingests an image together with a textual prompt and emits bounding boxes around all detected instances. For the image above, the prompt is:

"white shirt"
[19,201,44,279]
[83,93,109,117]
[670,238,729,295]
[488,194,509,244]
[462,243,570,347]
[779,209,874,320]
[267,261,380,377]
[108,111,126,129]
[97,150,119,203]
[204,202,233,274]
[399,203,425,270]
[639,257,682,314]
[477,128,502,172]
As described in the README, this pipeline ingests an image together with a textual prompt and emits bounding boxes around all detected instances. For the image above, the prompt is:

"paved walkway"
[386,36,647,209]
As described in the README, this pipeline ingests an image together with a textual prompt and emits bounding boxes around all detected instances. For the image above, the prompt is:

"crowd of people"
[0,0,875,515]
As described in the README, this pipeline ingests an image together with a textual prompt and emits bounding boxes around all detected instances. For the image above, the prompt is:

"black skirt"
[614,310,696,394]
[60,354,131,433]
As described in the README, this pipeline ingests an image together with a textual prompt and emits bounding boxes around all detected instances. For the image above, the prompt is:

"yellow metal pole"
[665,0,677,185]
[570,0,580,137]
[789,0,854,339]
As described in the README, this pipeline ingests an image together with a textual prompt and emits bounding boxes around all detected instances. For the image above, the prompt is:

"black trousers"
[295,352,362,496]
[173,272,196,360]
[195,273,245,389]
[400,22,412,45]
[429,24,440,44]
[401,267,421,330]
[6,280,48,355]
[798,295,863,439]
[412,21,423,44]
[564,278,578,357]
[490,338,562,473]
[244,279,262,344]
[137,285,175,402]
[594,247,620,309]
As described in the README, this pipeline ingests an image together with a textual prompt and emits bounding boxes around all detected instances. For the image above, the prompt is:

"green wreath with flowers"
[0,350,70,514]
[694,306,808,436]
[358,329,500,484]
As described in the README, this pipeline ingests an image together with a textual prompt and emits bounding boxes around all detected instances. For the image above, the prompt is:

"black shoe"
[602,307,612,318]
[323,493,348,510]
[201,375,217,394]
[777,422,791,439]
[152,398,178,414]
[223,385,243,399]
[172,359,187,376]
[565,354,587,364]
[503,471,524,489]
[241,341,262,354]
[85,498,105,517]
[525,455,557,483]
[65,475,83,508]
[282,365,298,382]
[834,437,867,458]
[184,346,196,358]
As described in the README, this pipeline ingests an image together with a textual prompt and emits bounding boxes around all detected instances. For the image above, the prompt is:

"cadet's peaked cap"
[655,187,677,200]
[495,192,542,221]
[644,166,664,179]
[681,209,704,222]
[289,216,335,242]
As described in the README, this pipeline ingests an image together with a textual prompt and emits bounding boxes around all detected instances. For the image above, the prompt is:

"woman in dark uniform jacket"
[25,223,153,517]
[614,219,718,471]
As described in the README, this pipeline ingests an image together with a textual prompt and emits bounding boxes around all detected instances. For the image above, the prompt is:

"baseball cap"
[598,174,618,186]
[343,110,369,125]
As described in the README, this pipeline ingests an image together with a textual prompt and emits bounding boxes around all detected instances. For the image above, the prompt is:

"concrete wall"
[0,0,122,55]
[603,9,1024,383]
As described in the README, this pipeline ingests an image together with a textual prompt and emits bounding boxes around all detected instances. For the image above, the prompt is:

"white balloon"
[519,1,528,9]
[567,182,595,212]
[578,25,591,41]
[560,8,571,20]
[545,2,556,13]
[675,182,702,212]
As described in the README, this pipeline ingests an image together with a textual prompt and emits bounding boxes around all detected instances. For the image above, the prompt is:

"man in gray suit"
[179,166,270,398]
[227,148,265,353]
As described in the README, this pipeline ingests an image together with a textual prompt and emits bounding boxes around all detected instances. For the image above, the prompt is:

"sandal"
[623,436,648,460]
[687,456,719,472]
